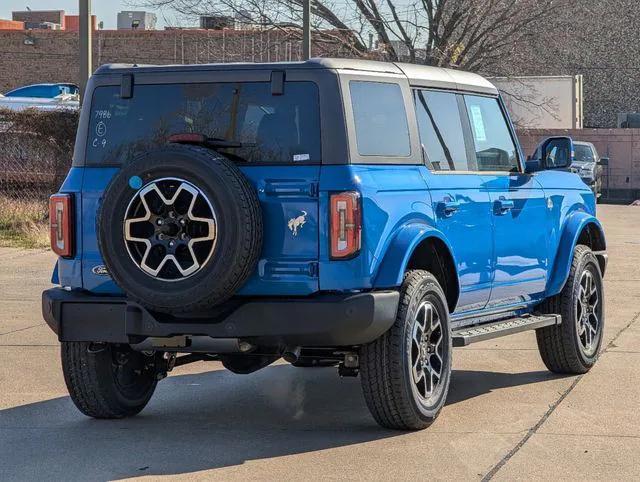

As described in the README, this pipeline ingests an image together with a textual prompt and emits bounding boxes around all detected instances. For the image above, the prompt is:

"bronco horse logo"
[288,211,307,236]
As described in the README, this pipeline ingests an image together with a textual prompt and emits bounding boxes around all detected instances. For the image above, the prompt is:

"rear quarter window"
[349,81,410,157]
[86,81,321,165]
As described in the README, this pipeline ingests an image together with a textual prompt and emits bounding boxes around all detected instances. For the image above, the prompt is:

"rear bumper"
[42,288,399,347]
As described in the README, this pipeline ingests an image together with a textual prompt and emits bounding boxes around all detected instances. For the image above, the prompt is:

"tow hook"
[338,353,359,377]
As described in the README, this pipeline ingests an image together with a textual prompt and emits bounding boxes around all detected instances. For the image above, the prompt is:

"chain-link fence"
[0,109,77,247]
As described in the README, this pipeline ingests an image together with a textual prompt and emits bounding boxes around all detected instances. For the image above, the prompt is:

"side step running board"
[452,314,561,347]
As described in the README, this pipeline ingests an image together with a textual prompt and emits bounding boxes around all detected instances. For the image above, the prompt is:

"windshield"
[86,81,321,165]
[573,144,595,163]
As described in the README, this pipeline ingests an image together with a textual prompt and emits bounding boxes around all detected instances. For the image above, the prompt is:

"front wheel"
[360,270,452,430]
[61,342,159,418]
[536,245,604,374]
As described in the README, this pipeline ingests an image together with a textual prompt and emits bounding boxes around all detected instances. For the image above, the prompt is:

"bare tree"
[131,0,565,71]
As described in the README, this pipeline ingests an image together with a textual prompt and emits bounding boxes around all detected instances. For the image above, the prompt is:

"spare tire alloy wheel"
[98,146,263,314]
[124,178,217,281]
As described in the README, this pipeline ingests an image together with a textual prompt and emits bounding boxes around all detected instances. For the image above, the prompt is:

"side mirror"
[536,136,574,170]
[598,157,609,166]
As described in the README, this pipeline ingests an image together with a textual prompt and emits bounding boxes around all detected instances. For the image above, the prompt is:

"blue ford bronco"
[43,58,607,430]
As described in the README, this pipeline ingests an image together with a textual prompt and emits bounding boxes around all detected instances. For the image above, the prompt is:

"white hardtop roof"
[311,58,498,95]
[97,57,498,95]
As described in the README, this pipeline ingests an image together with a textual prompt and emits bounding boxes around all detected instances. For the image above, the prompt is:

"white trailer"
[490,75,583,129]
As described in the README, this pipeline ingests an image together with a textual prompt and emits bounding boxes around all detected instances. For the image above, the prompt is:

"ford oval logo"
[92,265,109,276]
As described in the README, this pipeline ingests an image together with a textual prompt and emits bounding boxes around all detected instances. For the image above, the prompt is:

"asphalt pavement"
[0,204,638,481]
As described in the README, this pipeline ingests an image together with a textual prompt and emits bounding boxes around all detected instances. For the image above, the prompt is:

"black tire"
[61,342,158,418]
[360,270,452,430]
[536,245,604,374]
[98,145,262,314]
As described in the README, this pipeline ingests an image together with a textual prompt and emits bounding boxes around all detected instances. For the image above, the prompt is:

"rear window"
[86,81,321,165]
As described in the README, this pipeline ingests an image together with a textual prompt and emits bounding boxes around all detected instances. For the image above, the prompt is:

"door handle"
[495,198,515,215]
[438,200,460,217]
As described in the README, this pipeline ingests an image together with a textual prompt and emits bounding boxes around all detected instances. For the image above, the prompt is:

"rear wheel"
[61,342,159,418]
[536,245,604,374]
[360,270,452,430]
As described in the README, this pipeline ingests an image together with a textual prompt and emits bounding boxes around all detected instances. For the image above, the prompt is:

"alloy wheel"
[410,300,445,403]
[575,269,601,357]
[123,177,217,281]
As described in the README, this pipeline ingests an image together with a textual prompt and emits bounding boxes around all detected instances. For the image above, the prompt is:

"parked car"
[4,83,79,99]
[43,59,607,430]
[0,93,79,112]
[572,141,608,197]
[530,138,607,197]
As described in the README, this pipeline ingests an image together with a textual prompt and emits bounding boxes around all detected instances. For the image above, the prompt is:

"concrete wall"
[491,1,640,129]
[492,76,582,129]
[517,129,640,201]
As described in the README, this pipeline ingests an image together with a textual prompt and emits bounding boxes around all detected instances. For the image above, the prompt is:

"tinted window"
[574,144,595,163]
[86,82,321,165]
[350,81,410,157]
[464,95,518,172]
[414,90,469,171]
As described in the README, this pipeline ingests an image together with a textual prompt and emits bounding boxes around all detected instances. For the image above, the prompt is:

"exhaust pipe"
[282,346,302,363]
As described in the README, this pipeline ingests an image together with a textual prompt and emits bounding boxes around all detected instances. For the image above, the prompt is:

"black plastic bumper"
[42,288,400,346]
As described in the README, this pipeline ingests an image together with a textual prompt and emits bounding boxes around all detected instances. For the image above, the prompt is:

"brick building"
[12,10,65,29]
[0,20,23,30]
[0,28,351,95]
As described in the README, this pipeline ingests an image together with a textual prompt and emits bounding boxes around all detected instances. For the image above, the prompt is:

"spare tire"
[98,145,262,314]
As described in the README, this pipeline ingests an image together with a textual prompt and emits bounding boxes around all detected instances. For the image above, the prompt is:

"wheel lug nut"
[169,241,175,247]
[158,233,165,240]
[157,219,163,225]
[169,212,176,219]
[179,219,186,226]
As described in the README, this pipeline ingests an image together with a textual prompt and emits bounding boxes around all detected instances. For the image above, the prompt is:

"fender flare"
[546,212,606,297]
[374,222,459,293]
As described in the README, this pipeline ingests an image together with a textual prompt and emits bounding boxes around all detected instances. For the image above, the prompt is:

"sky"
[0,1,175,29]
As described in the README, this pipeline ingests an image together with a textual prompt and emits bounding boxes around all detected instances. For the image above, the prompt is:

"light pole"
[302,0,311,60]
[79,0,92,101]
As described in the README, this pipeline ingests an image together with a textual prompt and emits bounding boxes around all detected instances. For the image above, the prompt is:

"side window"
[574,144,595,163]
[349,81,410,157]
[414,90,469,171]
[463,95,519,172]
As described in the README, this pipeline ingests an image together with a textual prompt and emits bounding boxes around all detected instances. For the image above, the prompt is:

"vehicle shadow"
[0,363,563,480]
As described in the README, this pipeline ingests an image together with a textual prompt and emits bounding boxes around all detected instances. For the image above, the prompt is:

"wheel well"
[577,222,607,274]
[406,237,459,313]
[577,222,606,251]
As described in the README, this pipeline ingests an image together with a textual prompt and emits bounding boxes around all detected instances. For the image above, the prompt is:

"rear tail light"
[330,191,361,259]
[49,194,74,258]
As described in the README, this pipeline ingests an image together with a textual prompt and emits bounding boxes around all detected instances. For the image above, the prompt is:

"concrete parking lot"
[0,204,638,481]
